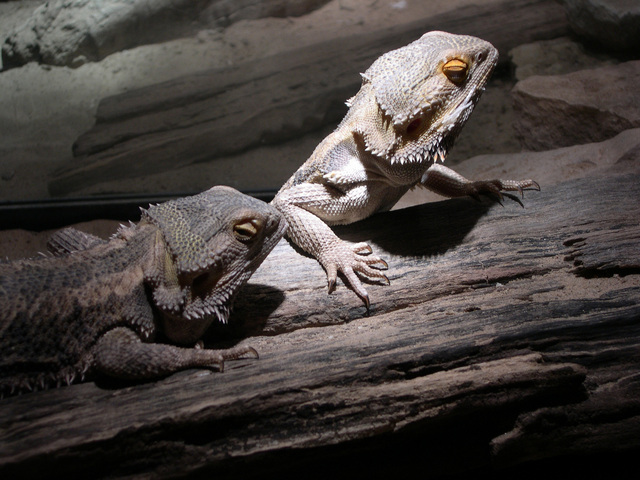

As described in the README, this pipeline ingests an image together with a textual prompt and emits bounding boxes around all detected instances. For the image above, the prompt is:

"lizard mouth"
[176,214,287,325]
[158,269,237,345]
[182,270,231,323]
[389,85,484,167]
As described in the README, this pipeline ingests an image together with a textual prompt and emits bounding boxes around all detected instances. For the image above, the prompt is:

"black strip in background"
[0,190,277,232]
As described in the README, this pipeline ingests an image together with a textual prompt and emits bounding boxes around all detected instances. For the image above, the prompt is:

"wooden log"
[49,0,569,196]
[1,172,639,478]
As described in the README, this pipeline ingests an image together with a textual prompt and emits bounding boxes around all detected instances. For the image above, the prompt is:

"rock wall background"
[0,0,638,205]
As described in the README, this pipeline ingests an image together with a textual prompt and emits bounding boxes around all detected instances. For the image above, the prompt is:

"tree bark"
[1,172,639,478]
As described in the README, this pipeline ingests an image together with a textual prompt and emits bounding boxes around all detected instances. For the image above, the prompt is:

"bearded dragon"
[0,186,286,397]
[271,31,539,308]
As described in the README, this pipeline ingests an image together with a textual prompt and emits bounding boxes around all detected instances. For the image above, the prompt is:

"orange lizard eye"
[443,59,469,85]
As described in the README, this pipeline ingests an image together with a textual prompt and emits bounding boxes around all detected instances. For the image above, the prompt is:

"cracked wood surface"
[1,173,639,478]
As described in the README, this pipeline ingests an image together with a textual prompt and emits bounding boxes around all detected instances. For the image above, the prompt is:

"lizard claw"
[213,346,260,372]
[352,243,373,255]
[500,192,524,207]
[470,179,539,207]
[321,240,389,308]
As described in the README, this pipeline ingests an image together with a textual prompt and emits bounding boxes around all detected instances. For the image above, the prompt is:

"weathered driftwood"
[49,0,569,196]
[1,172,639,478]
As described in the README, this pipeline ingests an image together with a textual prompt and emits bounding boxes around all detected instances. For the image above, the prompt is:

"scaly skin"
[0,186,286,397]
[271,31,539,308]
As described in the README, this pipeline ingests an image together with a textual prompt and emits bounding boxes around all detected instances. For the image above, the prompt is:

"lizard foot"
[321,241,389,309]
[421,165,539,207]
[213,345,259,373]
[467,179,540,207]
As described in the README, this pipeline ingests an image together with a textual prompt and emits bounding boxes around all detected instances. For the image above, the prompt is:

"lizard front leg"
[421,163,540,206]
[93,327,258,379]
[272,183,389,308]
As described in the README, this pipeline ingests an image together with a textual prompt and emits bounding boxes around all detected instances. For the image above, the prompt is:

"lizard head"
[140,186,286,344]
[355,31,498,166]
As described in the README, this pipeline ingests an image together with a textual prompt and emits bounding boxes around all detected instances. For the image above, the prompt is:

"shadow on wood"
[1,173,639,479]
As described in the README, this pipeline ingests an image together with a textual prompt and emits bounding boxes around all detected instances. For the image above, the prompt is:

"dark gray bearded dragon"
[0,186,286,397]
[272,31,539,308]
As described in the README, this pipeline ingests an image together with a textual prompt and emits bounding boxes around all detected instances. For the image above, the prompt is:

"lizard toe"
[319,240,390,307]
[341,266,372,308]
[352,242,373,255]
[351,242,388,270]
[470,179,539,207]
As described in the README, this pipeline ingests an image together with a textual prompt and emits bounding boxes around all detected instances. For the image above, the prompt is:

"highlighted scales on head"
[140,186,287,344]
[357,31,499,166]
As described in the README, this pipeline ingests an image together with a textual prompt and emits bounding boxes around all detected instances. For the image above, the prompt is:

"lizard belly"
[304,181,408,226]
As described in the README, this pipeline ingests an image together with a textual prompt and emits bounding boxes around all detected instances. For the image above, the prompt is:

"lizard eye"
[443,59,469,85]
[233,218,262,242]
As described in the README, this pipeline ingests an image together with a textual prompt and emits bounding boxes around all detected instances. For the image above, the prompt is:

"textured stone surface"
[49,0,570,197]
[560,0,640,52]
[512,60,640,151]
[508,36,616,81]
[0,0,570,202]
[1,0,331,68]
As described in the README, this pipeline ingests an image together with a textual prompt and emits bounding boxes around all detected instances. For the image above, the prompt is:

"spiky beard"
[389,86,482,167]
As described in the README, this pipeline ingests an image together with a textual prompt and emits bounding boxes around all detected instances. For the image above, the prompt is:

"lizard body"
[0,186,286,397]
[272,31,539,307]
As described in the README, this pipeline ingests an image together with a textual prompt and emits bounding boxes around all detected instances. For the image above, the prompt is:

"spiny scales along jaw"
[141,186,286,343]
[363,31,498,166]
